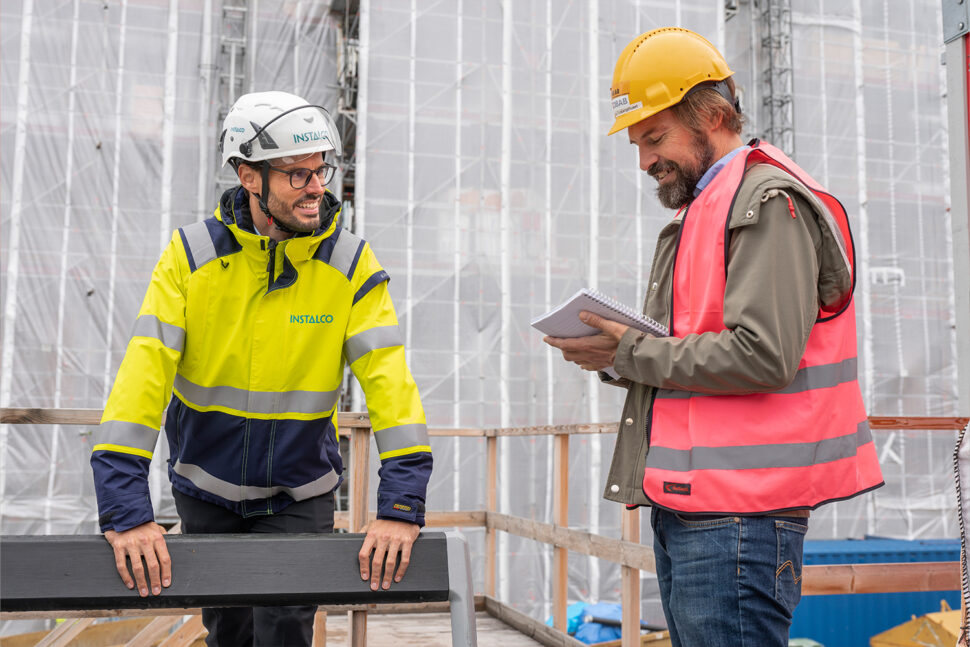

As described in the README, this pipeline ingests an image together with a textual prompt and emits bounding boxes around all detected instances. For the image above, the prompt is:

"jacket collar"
[214,186,342,262]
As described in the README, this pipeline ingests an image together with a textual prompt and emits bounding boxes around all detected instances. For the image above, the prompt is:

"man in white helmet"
[91,91,432,646]
[544,28,882,645]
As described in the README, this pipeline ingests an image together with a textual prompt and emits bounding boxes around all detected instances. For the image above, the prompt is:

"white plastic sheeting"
[359,0,961,620]
[0,0,963,631]
[0,2,338,634]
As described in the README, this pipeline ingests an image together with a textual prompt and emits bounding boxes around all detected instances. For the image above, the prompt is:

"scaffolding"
[0,0,963,634]
[756,0,795,155]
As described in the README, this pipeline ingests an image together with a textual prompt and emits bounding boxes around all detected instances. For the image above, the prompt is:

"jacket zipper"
[266,239,277,292]
[644,206,686,461]
[644,388,657,453]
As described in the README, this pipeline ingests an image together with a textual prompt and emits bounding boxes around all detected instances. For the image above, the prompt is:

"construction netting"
[0,0,962,631]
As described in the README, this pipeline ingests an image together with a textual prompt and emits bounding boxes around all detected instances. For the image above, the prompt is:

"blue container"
[789,537,960,647]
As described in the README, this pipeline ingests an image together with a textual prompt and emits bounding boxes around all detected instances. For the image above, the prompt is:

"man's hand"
[104,521,171,597]
[358,519,420,591]
[543,311,630,371]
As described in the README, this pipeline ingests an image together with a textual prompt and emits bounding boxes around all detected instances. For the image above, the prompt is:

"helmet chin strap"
[255,162,299,234]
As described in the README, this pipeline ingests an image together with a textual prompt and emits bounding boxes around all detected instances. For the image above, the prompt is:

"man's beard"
[652,135,717,209]
[265,191,321,232]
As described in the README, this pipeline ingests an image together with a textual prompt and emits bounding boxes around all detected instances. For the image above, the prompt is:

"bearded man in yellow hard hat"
[544,27,882,646]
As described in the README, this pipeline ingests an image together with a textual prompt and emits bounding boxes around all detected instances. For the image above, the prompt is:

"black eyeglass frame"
[267,163,337,189]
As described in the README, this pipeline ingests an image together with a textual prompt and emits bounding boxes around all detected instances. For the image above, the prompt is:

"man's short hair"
[671,77,744,136]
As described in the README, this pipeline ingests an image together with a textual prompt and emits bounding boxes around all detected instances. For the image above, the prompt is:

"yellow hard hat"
[608,27,735,136]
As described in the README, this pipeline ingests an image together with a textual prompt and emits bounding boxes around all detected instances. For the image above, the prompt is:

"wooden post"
[312,610,327,647]
[348,426,371,647]
[620,507,640,647]
[552,433,569,633]
[485,434,497,597]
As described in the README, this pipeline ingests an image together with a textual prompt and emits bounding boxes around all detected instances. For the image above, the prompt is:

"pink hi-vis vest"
[642,141,884,514]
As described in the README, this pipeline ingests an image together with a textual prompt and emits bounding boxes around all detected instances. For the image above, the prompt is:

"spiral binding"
[583,288,668,337]
[952,422,970,643]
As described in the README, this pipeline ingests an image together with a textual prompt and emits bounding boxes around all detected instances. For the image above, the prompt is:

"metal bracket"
[944,0,970,44]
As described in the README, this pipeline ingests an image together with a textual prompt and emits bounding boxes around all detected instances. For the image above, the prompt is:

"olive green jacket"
[602,163,854,506]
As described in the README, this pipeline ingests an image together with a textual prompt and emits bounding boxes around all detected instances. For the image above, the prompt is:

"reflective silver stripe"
[130,314,185,353]
[344,325,403,365]
[95,420,159,452]
[374,423,430,455]
[330,229,362,278]
[172,460,339,502]
[173,374,339,415]
[646,420,872,472]
[656,358,858,399]
[182,221,216,269]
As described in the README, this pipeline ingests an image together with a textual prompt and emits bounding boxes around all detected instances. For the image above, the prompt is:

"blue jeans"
[651,508,807,647]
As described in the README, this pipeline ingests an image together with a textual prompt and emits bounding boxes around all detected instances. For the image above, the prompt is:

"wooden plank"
[591,632,672,646]
[0,534,451,612]
[348,428,371,647]
[428,428,487,437]
[485,435,497,598]
[620,508,640,647]
[0,608,202,621]
[552,434,569,633]
[484,422,619,437]
[488,512,656,573]
[322,609,543,647]
[333,510,486,530]
[34,618,95,647]
[1,599,488,621]
[868,416,969,430]
[482,596,587,647]
[348,428,371,533]
[157,615,206,647]
[801,561,960,595]
[336,412,372,430]
[0,408,103,426]
[348,611,367,647]
[312,610,327,647]
[0,618,154,647]
[124,615,180,647]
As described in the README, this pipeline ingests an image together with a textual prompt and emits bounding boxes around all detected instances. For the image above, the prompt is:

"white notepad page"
[531,288,668,379]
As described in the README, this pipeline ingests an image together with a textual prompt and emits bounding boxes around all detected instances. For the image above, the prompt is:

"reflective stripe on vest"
[643,141,883,514]
[646,420,872,472]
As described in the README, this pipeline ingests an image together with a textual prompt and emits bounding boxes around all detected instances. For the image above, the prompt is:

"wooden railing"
[1,408,967,647]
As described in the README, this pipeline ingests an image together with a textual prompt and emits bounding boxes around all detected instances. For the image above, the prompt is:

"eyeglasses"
[268,163,336,189]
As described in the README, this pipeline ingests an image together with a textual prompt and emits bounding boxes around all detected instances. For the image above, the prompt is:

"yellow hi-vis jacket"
[91,187,432,531]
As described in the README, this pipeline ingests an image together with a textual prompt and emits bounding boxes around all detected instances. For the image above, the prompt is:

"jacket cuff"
[376,491,426,527]
[97,492,155,533]
[613,327,647,381]
[597,370,631,388]
[375,451,432,527]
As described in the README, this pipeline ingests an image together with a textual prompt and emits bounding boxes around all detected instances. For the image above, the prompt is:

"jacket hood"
[735,164,853,312]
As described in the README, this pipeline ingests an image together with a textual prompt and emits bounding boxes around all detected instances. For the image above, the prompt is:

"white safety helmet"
[220,91,342,168]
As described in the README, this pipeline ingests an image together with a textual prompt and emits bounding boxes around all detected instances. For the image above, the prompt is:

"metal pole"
[946,33,970,416]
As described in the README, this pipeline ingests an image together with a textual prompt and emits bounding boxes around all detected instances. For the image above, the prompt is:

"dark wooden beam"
[1,532,450,612]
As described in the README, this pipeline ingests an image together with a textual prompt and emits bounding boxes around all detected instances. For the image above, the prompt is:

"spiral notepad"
[530,288,668,339]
